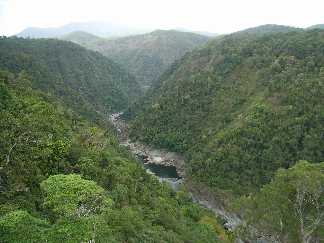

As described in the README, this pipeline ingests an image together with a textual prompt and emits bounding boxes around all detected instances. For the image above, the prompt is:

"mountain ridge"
[16,21,151,38]
[0,36,141,121]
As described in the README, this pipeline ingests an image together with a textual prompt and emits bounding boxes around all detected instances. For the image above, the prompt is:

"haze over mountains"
[15,21,218,39]
[61,30,210,88]
[15,22,324,90]
[15,21,324,39]
[17,23,215,89]
[16,22,152,38]
[307,24,324,30]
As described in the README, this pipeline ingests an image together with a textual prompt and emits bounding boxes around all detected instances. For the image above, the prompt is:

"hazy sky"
[0,0,323,36]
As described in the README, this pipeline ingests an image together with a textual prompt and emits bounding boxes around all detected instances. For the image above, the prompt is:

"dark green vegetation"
[234,24,301,36]
[0,37,141,121]
[237,161,324,243]
[63,30,210,89]
[0,71,224,242]
[2,24,324,242]
[128,30,324,194]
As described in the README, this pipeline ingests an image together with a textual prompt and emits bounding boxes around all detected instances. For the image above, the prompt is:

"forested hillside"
[233,24,301,36]
[236,161,324,242]
[2,20,324,242]
[63,30,210,89]
[0,71,225,242]
[128,30,324,194]
[0,37,141,121]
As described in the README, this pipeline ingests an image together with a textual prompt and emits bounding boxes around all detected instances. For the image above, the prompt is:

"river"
[110,112,185,191]
[109,112,241,231]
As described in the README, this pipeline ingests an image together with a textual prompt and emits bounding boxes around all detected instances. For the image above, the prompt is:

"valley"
[62,30,210,89]
[0,19,323,243]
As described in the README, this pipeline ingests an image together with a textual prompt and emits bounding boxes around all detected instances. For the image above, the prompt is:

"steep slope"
[16,22,149,38]
[128,30,324,194]
[60,31,105,50]
[0,37,141,121]
[61,31,102,45]
[64,30,210,89]
[0,71,223,242]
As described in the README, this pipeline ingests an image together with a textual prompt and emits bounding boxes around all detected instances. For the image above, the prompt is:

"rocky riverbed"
[109,112,185,190]
[110,113,186,177]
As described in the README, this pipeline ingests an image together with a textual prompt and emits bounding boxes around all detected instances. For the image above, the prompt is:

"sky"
[0,0,323,36]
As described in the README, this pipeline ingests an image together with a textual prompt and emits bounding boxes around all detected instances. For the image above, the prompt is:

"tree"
[40,174,112,219]
[237,161,324,243]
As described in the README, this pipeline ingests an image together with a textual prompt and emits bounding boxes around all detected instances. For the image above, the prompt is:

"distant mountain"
[174,28,219,37]
[16,22,150,38]
[60,31,105,50]
[64,30,210,89]
[127,29,324,194]
[307,24,324,29]
[59,31,102,50]
[61,31,101,43]
[192,31,219,37]
[0,37,141,120]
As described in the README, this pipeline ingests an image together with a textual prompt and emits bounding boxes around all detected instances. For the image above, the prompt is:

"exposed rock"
[109,113,185,177]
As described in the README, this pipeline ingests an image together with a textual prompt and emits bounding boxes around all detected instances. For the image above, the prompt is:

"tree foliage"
[41,174,110,218]
[236,161,324,243]
[0,36,141,121]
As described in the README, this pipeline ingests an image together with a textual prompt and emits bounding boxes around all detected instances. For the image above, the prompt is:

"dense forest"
[124,29,324,242]
[0,37,141,121]
[127,29,324,194]
[0,70,227,242]
[63,30,210,89]
[236,161,324,242]
[1,23,323,243]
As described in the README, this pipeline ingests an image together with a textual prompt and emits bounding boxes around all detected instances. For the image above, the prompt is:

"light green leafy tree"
[41,174,112,219]
[237,161,324,243]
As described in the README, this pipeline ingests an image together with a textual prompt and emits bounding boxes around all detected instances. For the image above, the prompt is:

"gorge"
[109,112,241,231]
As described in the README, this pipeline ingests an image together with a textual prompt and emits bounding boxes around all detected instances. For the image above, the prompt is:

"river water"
[110,112,184,191]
